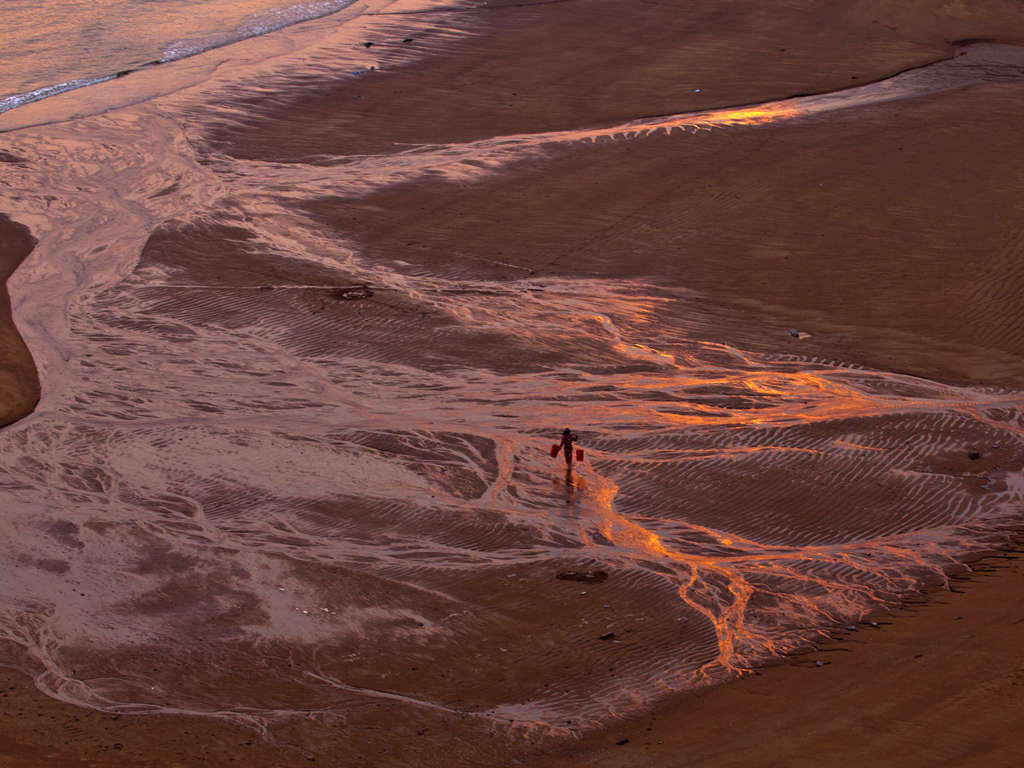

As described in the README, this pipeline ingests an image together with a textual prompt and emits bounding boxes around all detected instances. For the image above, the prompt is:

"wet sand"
[1,551,1019,767]
[208,0,1024,390]
[3,0,1024,766]
[544,549,1024,768]
[0,213,39,427]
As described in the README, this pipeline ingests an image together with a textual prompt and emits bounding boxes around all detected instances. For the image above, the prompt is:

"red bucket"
[575,449,584,462]
[550,444,559,458]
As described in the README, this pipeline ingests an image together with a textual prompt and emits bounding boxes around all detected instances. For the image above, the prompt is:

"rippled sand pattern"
[1,39,1024,741]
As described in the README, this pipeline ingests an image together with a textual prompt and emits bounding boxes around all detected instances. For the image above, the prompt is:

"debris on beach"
[556,569,608,583]
[336,285,374,301]
[789,328,812,339]
[599,631,616,641]
[968,451,981,460]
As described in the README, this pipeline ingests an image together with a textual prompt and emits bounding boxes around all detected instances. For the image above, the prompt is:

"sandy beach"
[2,1,1024,766]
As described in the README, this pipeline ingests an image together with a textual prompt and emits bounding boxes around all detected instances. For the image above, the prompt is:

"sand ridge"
[0,213,39,427]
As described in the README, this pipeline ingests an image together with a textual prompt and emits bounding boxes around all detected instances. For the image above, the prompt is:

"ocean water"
[2,0,1024,755]
[0,0,363,113]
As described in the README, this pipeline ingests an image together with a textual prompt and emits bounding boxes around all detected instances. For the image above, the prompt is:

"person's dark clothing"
[558,430,578,467]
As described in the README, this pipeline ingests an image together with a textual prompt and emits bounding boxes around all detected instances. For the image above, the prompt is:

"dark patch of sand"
[205,0,1024,160]
[0,214,39,427]
[313,80,1024,386]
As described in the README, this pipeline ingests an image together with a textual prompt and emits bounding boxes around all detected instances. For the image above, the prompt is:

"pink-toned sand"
[2,1,1024,766]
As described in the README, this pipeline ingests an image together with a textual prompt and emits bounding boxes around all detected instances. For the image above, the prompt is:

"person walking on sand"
[558,427,579,469]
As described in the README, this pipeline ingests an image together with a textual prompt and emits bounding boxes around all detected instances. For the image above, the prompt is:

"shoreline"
[0,213,39,428]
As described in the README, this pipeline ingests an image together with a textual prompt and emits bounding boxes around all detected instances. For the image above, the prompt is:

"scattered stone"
[403,37,414,43]
[789,328,800,337]
[914,653,924,659]
[968,451,981,460]
[112,744,123,751]
[815,660,824,667]
[337,285,374,301]
[616,738,630,746]
[845,624,857,631]
[954,615,963,621]
[599,632,616,641]
[556,570,608,583]
[363,41,374,48]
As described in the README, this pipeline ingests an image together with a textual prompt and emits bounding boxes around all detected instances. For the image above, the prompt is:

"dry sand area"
[3,0,1024,765]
